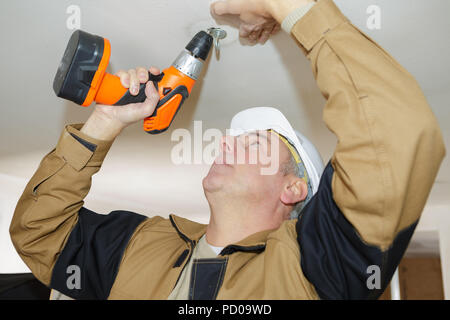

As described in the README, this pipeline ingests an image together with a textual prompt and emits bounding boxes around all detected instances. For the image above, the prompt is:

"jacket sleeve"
[290,0,446,299]
[9,124,147,299]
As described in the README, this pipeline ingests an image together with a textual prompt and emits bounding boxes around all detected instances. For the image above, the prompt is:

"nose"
[220,135,235,154]
[217,135,239,165]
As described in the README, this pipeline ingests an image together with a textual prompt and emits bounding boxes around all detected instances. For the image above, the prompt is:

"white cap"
[229,107,324,197]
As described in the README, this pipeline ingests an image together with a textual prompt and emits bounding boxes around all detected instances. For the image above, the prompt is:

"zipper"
[169,215,197,290]
[172,243,196,292]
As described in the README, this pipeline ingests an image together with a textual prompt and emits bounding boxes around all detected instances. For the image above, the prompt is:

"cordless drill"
[53,30,213,134]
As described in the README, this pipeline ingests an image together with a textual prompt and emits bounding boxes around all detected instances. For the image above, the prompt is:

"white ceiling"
[0,1,449,263]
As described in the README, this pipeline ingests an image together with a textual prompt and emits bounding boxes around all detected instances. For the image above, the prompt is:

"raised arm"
[287,0,445,299]
[9,67,160,299]
[212,0,445,299]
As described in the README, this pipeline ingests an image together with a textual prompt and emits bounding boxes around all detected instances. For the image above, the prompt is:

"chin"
[203,164,232,192]
[202,172,223,193]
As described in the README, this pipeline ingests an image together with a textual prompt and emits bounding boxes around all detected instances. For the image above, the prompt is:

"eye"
[247,136,260,148]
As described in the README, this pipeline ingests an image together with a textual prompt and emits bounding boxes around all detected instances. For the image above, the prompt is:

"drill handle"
[113,72,164,106]
[93,71,163,106]
[94,67,194,135]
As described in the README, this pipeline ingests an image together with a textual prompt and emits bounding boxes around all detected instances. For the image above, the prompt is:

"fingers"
[239,24,255,38]
[258,29,271,44]
[144,81,160,103]
[116,67,154,96]
[116,66,162,98]
[115,70,130,88]
[240,21,280,45]
[211,0,243,16]
[248,29,262,44]
[149,66,161,75]
[115,68,140,95]
[259,23,278,44]
[115,80,160,125]
[136,66,149,83]
[128,69,140,96]
[271,24,281,35]
[139,81,160,117]
[241,23,277,44]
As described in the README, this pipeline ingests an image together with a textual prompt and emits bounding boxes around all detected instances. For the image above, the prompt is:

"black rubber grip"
[113,72,164,106]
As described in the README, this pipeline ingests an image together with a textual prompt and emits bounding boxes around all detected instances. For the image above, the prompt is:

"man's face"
[202,130,292,205]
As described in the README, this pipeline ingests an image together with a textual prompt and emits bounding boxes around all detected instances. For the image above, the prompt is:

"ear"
[280,178,308,206]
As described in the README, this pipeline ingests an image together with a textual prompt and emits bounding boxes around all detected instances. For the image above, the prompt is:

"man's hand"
[210,0,315,44]
[80,66,161,141]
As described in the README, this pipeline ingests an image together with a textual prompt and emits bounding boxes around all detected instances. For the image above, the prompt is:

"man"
[10,0,445,300]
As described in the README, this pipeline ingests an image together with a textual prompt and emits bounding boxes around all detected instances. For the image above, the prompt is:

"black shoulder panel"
[50,207,147,299]
[297,161,418,300]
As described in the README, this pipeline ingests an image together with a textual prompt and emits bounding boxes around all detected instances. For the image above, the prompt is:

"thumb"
[141,81,160,116]
[211,0,243,16]
[145,81,160,102]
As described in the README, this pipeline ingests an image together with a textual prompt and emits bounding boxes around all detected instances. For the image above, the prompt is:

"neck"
[205,194,283,247]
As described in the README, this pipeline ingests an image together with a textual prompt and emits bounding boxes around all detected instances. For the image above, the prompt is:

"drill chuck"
[172,31,213,81]
[185,31,213,60]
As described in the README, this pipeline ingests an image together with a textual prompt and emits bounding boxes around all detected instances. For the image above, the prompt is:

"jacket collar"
[169,214,207,243]
[169,214,276,255]
[219,228,275,255]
